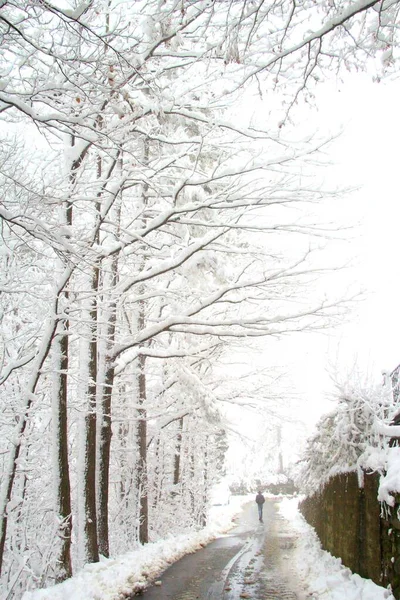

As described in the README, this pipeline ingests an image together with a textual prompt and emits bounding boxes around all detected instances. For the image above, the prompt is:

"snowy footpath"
[21,495,394,600]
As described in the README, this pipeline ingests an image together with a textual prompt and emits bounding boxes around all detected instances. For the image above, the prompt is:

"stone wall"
[381,493,400,599]
[299,472,385,589]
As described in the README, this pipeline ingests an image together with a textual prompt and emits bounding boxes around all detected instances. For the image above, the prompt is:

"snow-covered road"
[136,497,396,600]
[137,500,304,599]
[22,495,395,600]
[217,499,301,599]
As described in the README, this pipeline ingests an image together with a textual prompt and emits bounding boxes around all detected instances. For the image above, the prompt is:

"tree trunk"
[277,426,284,474]
[152,436,162,510]
[82,264,100,564]
[188,438,195,518]
[52,322,72,582]
[173,417,184,486]
[97,170,121,557]
[200,436,208,527]
[137,140,150,545]
[137,351,148,544]
[52,194,73,581]
[97,362,115,557]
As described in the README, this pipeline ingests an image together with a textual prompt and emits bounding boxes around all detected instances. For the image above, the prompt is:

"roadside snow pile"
[22,495,250,600]
[279,497,395,600]
[22,495,395,600]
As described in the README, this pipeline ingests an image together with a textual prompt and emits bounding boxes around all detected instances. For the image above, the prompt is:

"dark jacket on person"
[255,492,265,505]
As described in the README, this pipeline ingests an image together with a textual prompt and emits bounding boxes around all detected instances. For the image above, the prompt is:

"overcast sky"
[215,72,400,476]
[284,72,400,423]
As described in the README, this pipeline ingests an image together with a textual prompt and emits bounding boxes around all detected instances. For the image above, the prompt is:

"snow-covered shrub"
[296,378,392,495]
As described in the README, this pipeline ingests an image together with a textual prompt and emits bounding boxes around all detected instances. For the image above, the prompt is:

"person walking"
[255,491,265,522]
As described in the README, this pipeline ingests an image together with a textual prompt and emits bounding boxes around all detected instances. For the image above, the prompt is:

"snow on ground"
[22,495,394,600]
[21,495,251,600]
[279,497,395,600]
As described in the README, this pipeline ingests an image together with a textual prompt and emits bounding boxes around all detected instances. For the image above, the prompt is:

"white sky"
[282,73,400,416]
[224,73,400,471]
[337,79,400,373]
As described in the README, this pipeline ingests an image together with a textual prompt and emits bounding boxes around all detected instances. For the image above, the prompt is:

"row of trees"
[1,0,399,596]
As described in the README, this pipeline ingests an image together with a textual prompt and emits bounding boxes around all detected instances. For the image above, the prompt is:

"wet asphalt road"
[135,498,304,600]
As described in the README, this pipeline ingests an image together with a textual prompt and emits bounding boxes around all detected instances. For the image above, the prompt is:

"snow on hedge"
[295,376,400,498]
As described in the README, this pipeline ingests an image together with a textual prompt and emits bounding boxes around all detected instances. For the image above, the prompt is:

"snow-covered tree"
[1,0,400,595]
[296,375,393,496]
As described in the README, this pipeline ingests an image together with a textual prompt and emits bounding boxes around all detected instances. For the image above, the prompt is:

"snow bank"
[279,497,395,600]
[23,495,396,600]
[22,496,251,600]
